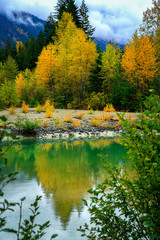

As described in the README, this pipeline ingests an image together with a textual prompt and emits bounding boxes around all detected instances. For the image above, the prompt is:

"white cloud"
[0,0,153,43]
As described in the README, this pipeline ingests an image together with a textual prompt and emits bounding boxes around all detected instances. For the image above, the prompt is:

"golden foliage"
[72,119,80,127]
[103,113,112,121]
[15,73,25,95]
[35,100,55,112]
[9,105,16,114]
[16,41,23,52]
[122,35,157,91]
[21,101,29,113]
[36,43,57,87]
[126,114,132,120]
[104,104,115,112]
[45,108,53,118]
[43,100,55,112]
[64,113,72,123]
[90,118,100,127]
[42,120,50,127]
[34,104,44,112]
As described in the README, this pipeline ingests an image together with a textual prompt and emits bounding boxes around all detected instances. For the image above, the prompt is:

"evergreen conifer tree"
[43,13,57,45]
[54,0,81,28]
[79,0,95,36]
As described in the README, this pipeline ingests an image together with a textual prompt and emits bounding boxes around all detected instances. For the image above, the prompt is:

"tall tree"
[139,0,160,93]
[79,0,95,37]
[3,56,18,82]
[54,0,81,28]
[100,44,122,102]
[43,14,57,45]
[36,42,58,99]
[36,13,97,105]
[122,34,157,95]
[139,0,160,38]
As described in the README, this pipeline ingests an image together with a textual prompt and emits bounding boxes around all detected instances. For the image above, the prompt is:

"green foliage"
[2,56,18,83]
[88,92,106,110]
[54,0,81,28]
[79,0,95,36]
[0,80,20,107]
[78,93,160,239]
[15,117,39,135]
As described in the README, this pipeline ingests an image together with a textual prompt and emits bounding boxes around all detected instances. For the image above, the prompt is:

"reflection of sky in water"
[1,137,127,240]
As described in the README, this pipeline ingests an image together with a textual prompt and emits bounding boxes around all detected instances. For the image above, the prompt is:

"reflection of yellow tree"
[4,138,126,229]
[88,138,114,149]
[34,142,102,228]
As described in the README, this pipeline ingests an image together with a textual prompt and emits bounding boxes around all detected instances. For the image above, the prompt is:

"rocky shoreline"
[8,119,122,140]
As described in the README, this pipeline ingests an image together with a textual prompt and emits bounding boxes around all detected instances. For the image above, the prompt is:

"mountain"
[0,10,125,51]
[94,38,125,51]
[0,11,45,47]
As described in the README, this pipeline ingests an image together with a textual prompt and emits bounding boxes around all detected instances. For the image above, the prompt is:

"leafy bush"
[15,117,39,135]
[103,103,115,112]
[78,93,160,239]
[64,113,72,123]
[9,106,16,114]
[29,99,39,108]
[21,101,29,113]
[0,80,19,107]
[72,119,80,127]
[35,100,55,113]
[88,92,106,110]
[45,108,54,118]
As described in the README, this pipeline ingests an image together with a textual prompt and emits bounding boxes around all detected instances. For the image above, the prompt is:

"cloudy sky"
[0,0,153,44]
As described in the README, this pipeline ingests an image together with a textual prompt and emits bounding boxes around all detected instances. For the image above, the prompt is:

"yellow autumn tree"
[35,12,97,105]
[69,29,98,100]
[122,34,157,93]
[36,43,57,89]
[100,44,122,102]
[16,41,23,52]
[54,12,97,102]
[15,68,37,103]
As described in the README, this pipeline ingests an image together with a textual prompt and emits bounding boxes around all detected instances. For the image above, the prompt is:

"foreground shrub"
[64,113,72,123]
[45,108,54,118]
[21,101,29,113]
[78,93,160,239]
[72,119,80,127]
[88,92,106,110]
[35,100,55,113]
[9,106,16,114]
[15,117,39,135]
[104,103,115,112]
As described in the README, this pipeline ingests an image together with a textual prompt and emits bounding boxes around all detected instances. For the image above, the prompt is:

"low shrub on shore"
[15,116,39,135]
[21,101,29,113]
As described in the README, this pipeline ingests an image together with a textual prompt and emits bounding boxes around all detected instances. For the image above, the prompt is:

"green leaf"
[20,197,26,202]
[1,228,17,234]
[50,234,58,239]
[0,116,7,122]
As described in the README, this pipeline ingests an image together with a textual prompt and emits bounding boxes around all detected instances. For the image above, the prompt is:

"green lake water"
[1,137,127,240]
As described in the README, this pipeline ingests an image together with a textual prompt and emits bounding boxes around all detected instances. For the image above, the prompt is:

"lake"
[1,137,127,240]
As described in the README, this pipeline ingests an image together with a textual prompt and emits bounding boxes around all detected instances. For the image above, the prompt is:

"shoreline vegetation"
[0,108,140,139]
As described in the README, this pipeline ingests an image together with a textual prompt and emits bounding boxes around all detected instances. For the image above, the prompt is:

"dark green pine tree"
[35,30,45,57]
[24,35,37,69]
[43,13,57,45]
[88,45,103,93]
[79,0,95,37]
[54,0,81,28]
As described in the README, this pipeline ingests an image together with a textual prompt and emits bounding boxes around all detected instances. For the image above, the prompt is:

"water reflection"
[5,138,126,229]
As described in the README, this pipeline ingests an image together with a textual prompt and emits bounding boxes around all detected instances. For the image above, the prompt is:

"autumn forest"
[0,0,159,112]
